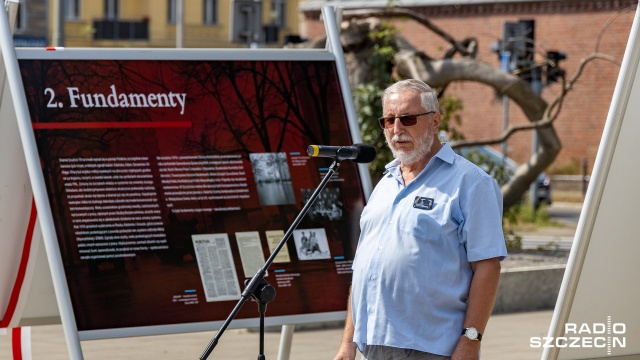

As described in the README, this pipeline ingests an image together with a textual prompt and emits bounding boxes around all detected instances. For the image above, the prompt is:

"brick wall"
[301,0,637,174]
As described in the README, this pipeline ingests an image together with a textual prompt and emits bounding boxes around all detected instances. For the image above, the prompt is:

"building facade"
[11,0,48,47]
[300,0,637,174]
[47,0,302,48]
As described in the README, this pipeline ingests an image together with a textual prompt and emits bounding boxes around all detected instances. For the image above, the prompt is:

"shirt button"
[369,308,374,314]
[378,246,383,250]
[369,275,376,281]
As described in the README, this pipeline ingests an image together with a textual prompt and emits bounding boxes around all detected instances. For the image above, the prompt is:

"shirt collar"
[436,143,455,164]
[383,142,455,175]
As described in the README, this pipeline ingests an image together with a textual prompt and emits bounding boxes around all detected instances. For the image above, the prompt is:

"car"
[533,172,552,209]
[454,145,552,209]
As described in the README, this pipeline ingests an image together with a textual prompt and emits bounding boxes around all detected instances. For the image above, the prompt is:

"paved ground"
[516,202,581,251]
[1,310,553,359]
[1,202,581,359]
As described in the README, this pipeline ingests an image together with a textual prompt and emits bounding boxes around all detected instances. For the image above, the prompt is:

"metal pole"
[277,324,295,360]
[4,0,18,32]
[1,0,18,103]
[582,157,588,196]
[530,68,543,209]
[322,5,373,199]
[176,0,183,48]
[52,0,65,47]
[500,50,511,161]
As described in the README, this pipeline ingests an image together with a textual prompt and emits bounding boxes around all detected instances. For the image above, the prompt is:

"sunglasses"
[378,111,435,129]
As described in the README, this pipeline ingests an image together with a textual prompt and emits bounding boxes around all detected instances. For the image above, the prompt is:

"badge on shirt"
[413,196,434,210]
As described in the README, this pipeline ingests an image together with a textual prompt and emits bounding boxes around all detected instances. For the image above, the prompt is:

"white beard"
[386,130,434,166]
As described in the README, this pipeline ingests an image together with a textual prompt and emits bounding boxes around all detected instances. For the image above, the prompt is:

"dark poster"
[19,57,365,334]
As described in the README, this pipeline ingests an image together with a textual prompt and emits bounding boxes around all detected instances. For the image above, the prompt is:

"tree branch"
[308,9,624,209]
[342,8,474,57]
[451,53,620,149]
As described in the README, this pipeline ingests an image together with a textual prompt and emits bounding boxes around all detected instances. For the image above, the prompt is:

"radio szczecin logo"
[530,316,626,356]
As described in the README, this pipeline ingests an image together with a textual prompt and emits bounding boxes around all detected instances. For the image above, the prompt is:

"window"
[104,0,119,20]
[93,19,149,40]
[168,0,176,24]
[271,0,286,27]
[66,0,81,20]
[203,0,217,25]
[14,2,26,32]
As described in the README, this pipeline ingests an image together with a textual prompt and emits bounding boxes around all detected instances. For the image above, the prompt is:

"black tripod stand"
[199,159,342,360]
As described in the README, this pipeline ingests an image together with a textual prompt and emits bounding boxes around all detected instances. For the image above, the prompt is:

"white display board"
[544,4,640,360]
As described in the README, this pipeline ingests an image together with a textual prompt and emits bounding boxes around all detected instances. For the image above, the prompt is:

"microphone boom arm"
[199,159,342,360]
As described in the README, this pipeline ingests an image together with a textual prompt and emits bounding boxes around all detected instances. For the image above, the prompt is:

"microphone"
[307,143,377,163]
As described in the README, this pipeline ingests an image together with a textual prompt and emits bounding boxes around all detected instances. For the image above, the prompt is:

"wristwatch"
[462,327,482,341]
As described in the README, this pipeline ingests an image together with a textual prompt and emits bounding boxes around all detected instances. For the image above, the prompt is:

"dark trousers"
[361,345,451,360]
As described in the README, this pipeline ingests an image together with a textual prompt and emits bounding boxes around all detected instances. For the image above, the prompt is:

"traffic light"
[546,51,567,83]
[502,20,535,82]
[231,0,262,45]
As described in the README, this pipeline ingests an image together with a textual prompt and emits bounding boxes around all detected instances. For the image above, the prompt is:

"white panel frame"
[1,5,371,356]
[0,6,84,359]
[544,5,640,360]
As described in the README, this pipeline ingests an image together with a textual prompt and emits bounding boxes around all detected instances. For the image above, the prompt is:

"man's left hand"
[450,337,481,360]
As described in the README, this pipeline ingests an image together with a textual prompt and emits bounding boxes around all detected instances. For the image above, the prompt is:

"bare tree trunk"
[395,53,561,208]
[296,12,608,210]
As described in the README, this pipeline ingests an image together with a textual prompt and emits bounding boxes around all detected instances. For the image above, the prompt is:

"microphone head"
[353,144,377,164]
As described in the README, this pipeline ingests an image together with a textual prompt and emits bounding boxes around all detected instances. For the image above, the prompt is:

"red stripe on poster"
[0,199,37,328]
[32,121,192,129]
[11,327,23,360]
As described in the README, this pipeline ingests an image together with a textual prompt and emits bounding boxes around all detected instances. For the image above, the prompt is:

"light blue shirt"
[351,143,507,356]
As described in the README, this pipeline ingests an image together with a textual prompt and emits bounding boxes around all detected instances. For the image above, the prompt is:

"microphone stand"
[200,158,343,360]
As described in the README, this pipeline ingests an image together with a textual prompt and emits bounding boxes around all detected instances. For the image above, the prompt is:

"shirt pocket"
[399,208,443,241]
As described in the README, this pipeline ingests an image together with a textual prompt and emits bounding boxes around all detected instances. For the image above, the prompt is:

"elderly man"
[334,79,507,360]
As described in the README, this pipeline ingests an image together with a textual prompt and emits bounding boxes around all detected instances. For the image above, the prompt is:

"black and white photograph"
[292,228,331,260]
[249,152,295,206]
[300,187,344,221]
